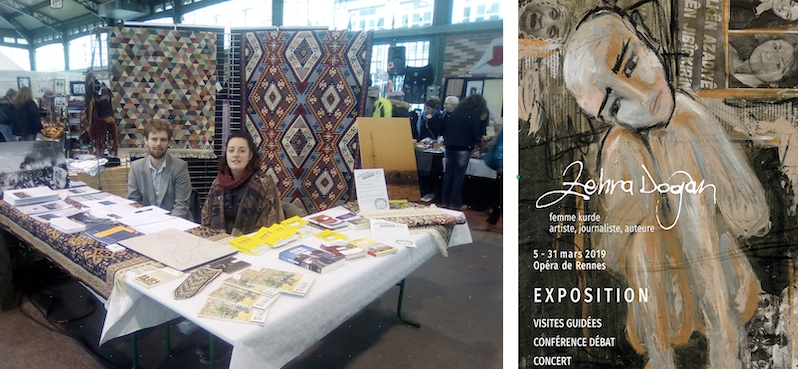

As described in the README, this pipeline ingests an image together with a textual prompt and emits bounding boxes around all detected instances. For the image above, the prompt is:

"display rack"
[66,100,88,158]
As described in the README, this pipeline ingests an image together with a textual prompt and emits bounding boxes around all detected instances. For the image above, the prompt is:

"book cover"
[281,216,308,228]
[229,234,268,255]
[207,284,280,310]
[367,244,397,257]
[223,269,281,295]
[31,207,83,224]
[49,216,90,233]
[251,224,299,248]
[320,242,367,260]
[131,267,183,289]
[197,299,268,325]
[84,223,139,245]
[279,245,346,274]
[306,214,348,230]
[314,229,348,242]
[54,186,100,200]
[16,200,73,215]
[245,267,314,296]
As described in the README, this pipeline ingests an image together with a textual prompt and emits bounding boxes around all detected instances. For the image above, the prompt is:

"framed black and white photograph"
[53,96,67,107]
[465,80,484,96]
[54,79,65,94]
[17,77,30,89]
[70,81,85,95]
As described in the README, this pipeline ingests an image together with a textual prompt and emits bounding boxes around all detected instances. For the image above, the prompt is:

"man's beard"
[148,145,166,159]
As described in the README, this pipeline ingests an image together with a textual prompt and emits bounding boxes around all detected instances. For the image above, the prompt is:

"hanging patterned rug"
[241,30,371,214]
[109,26,220,159]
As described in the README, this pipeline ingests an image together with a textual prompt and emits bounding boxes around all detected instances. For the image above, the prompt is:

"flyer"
[354,168,390,212]
[520,1,798,368]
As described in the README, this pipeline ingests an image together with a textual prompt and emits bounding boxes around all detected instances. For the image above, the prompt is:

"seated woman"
[201,131,284,236]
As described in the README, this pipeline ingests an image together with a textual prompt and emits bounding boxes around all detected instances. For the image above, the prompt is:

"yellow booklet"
[281,216,308,228]
[229,234,266,255]
[315,229,348,242]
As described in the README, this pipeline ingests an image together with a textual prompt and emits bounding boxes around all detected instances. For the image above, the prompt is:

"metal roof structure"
[0,0,229,49]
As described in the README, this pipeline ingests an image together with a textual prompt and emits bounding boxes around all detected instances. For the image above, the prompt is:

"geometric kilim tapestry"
[109,26,219,158]
[241,30,372,214]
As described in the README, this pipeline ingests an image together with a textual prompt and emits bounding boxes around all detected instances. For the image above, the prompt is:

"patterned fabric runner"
[343,202,467,256]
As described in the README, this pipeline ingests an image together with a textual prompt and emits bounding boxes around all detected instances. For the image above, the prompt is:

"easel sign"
[354,168,389,213]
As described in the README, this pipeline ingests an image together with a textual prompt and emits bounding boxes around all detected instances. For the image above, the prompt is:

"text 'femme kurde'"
[535,161,716,230]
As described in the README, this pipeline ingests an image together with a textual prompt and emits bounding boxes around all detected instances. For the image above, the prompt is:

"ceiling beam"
[71,0,104,20]
[25,0,102,20]
[0,6,31,42]
[0,0,63,36]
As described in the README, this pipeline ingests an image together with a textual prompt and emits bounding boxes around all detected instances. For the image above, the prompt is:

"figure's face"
[773,0,798,20]
[424,106,435,116]
[146,130,169,160]
[520,4,570,40]
[226,137,252,175]
[443,100,456,112]
[564,13,674,128]
[749,39,794,85]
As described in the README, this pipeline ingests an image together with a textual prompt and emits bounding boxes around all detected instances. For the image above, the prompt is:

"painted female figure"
[563,8,770,369]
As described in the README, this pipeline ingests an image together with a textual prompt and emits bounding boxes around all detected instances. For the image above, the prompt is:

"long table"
[101,213,472,369]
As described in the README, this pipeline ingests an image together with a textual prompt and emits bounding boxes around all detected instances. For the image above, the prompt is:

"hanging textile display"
[241,30,371,214]
[108,26,220,158]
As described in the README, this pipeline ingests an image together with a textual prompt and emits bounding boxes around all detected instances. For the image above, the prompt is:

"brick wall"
[443,31,502,78]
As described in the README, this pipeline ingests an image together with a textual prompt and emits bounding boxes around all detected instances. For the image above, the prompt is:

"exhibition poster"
[520,0,798,367]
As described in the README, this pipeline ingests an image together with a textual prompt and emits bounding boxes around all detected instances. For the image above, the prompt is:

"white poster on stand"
[354,168,389,213]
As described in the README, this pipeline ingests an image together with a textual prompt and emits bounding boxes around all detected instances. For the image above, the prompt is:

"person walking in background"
[440,94,489,210]
[0,89,15,142]
[12,86,41,141]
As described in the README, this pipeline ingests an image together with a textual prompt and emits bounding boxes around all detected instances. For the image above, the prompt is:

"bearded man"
[127,119,192,219]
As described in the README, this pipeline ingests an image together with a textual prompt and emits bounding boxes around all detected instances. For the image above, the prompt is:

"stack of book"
[199,282,282,325]
[226,268,314,297]
[306,213,348,230]
[49,210,112,233]
[228,223,300,255]
[3,186,59,206]
[320,237,397,259]
[320,242,368,260]
[83,223,139,245]
[279,245,346,274]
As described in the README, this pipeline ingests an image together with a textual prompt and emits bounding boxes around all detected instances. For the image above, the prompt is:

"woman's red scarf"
[217,169,254,190]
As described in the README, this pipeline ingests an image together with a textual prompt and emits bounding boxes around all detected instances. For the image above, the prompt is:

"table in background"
[415,150,499,210]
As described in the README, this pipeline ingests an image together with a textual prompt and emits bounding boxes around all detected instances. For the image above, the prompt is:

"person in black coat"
[418,98,445,140]
[12,87,41,141]
[440,94,488,209]
[0,89,15,142]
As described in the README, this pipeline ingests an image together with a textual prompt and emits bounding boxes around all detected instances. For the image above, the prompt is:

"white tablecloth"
[100,216,472,369]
